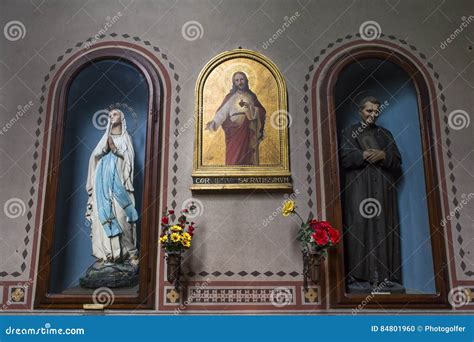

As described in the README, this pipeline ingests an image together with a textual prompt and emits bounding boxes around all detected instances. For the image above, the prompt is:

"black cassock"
[339,123,402,284]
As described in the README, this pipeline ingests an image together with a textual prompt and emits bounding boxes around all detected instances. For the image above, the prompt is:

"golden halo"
[212,59,259,93]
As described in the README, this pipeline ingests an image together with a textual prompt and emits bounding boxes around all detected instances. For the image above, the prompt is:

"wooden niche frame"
[35,46,164,310]
[315,44,450,309]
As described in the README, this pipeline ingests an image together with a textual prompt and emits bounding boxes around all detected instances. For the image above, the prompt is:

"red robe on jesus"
[211,91,266,165]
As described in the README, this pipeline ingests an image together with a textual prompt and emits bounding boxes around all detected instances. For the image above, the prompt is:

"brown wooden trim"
[313,43,450,309]
[34,44,169,310]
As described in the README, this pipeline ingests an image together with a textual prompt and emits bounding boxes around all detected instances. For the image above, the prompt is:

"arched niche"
[312,43,450,308]
[35,45,167,309]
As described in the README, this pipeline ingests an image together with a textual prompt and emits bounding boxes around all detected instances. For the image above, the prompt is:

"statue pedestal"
[80,260,139,289]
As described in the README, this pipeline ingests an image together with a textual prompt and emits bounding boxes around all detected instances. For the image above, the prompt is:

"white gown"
[85,112,138,262]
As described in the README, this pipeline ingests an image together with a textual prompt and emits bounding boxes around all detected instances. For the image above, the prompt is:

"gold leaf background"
[202,58,281,166]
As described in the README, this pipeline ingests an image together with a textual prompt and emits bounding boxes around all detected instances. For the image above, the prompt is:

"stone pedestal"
[80,260,139,289]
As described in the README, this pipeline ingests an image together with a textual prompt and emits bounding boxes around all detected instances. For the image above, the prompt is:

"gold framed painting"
[192,48,291,190]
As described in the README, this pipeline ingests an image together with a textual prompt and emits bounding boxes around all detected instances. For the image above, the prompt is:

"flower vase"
[308,253,323,284]
[166,252,182,284]
[303,245,323,288]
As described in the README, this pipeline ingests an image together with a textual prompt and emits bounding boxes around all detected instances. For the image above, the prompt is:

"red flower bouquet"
[283,200,341,257]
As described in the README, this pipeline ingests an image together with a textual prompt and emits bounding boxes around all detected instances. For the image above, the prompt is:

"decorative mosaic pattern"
[301,286,321,305]
[185,270,301,278]
[164,286,297,306]
[9,286,26,304]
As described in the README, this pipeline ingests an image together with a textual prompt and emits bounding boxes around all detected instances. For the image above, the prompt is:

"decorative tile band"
[164,285,299,306]
[184,270,300,278]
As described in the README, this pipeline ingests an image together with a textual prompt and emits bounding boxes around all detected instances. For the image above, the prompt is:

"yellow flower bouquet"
[159,205,196,253]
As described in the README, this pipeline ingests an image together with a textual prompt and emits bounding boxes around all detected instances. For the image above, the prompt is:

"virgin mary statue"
[81,109,139,288]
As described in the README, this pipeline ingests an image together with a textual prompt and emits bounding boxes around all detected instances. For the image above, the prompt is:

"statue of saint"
[340,96,405,294]
[81,108,139,288]
[205,71,266,165]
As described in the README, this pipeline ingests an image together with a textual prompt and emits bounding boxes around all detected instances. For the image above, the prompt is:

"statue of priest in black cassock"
[339,96,405,294]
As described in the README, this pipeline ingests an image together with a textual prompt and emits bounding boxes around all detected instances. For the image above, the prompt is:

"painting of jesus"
[193,49,291,190]
[205,71,266,165]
